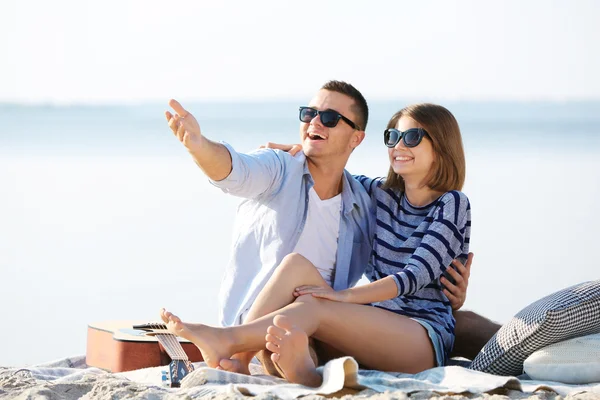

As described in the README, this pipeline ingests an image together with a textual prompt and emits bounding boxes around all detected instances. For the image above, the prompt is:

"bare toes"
[267,324,286,338]
[168,313,181,323]
[265,333,282,345]
[265,341,280,353]
[160,309,168,323]
[271,352,280,363]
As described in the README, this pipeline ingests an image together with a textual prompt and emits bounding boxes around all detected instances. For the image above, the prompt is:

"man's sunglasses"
[384,128,429,148]
[299,106,361,130]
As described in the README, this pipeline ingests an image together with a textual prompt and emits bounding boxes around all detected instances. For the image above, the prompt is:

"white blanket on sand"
[2,355,599,399]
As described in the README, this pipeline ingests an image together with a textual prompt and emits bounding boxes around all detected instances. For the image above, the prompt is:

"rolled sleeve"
[392,274,403,297]
[209,142,245,190]
[208,141,287,200]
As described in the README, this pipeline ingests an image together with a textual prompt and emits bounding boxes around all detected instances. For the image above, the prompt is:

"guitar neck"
[87,320,203,374]
[155,333,190,361]
[132,322,190,361]
[133,322,168,331]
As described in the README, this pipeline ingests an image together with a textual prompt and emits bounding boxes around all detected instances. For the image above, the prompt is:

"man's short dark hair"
[321,80,369,131]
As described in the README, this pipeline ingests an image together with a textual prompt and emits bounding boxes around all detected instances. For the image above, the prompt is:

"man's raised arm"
[165,99,232,181]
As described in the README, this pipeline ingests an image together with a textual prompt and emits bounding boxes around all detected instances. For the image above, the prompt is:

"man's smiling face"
[299,89,362,162]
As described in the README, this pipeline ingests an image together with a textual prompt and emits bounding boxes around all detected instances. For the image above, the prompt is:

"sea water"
[1,101,599,366]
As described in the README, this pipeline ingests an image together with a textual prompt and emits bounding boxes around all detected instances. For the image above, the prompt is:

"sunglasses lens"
[403,129,422,147]
[384,129,400,147]
[319,111,339,128]
[300,108,317,123]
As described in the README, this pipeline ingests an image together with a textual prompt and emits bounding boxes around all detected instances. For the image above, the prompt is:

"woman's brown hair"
[383,103,465,192]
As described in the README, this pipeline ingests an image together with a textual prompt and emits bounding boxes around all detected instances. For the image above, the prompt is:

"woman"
[161,103,471,386]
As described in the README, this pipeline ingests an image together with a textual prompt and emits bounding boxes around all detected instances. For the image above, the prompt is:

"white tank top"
[292,187,342,286]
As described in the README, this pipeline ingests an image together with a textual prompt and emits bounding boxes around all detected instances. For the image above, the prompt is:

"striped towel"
[2,355,600,399]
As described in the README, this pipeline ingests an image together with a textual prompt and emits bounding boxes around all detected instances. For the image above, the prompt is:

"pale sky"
[1,0,599,104]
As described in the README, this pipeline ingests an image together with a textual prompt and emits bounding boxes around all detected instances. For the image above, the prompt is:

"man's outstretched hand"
[165,99,204,153]
[442,252,473,311]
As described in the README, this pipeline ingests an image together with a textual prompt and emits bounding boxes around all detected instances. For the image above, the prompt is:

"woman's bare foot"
[159,308,234,369]
[265,315,322,387]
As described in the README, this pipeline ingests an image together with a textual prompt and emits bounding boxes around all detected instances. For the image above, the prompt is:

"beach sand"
[2,365,598,400]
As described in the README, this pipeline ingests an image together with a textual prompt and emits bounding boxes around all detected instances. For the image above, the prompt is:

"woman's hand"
[293,285,352,303]
[441,252,473,311]
[259,142,302,156]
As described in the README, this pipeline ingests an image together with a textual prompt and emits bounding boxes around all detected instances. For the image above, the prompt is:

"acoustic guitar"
[86,320,203,386]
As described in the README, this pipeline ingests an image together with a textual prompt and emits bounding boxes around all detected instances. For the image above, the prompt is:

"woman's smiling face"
[388,116,436,185]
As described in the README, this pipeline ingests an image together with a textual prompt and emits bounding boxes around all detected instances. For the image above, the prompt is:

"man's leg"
[220,253,329,373]
[451,310,502,360]
[161,296,324,369]
[311,339,346,365]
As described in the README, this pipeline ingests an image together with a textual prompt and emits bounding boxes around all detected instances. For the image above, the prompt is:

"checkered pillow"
[469,280,600,376]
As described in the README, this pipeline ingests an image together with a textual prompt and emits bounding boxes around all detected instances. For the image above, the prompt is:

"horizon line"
[2,96,600,107]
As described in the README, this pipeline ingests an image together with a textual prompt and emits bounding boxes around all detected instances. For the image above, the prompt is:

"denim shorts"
[411,317,445,367]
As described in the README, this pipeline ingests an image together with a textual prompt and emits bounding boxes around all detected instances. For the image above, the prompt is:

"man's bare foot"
[265,315,322,387]
[159,308,234,369]
[218,356,250,375]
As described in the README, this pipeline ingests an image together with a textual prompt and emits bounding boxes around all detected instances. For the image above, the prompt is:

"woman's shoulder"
[439,190,470,203]
[436,190,471,212]
[352,174,385,184]
[351,175,386,193]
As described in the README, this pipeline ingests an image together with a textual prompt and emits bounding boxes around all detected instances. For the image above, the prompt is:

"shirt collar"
[340,170,359,216]
[302,157,359,217]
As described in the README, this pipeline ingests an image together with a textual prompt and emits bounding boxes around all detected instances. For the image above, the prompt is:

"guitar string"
[156,334,175,359]
[150,322,175,359]
[150,322,171,359]
[167,332,186,360]
[151,321,188,361]
[163,320,187,360]
[164,334,185,361]
[152,322,181,360]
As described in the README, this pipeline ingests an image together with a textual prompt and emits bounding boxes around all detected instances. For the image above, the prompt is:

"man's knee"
[454,310,501,334]
[451,310,502,360]
[276,253,320,277]
[454,310,478,329]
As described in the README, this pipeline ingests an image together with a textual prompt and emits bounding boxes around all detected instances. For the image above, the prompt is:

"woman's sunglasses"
[384,128,429,148]
[299,106,361,130]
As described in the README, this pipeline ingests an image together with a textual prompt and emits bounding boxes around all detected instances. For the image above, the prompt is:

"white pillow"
[524,333,600,384]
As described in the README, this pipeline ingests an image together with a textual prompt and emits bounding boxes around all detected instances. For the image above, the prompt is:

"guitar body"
[86,320,203,373]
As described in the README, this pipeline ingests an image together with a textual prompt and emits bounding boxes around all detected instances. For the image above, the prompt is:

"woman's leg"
[293,297,435,372]
[223,253,329,373]
[265,299,436,386]
[265,314,322,386]
[162,294,435,380]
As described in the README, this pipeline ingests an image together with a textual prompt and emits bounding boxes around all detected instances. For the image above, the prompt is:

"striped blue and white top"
[355,176,471,361]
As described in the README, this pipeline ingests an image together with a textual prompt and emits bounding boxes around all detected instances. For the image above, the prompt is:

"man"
[166,81,373,328]
[165,81,486,370]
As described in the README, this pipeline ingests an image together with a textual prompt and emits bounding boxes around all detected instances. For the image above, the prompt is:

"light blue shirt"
[211,143,375,327]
